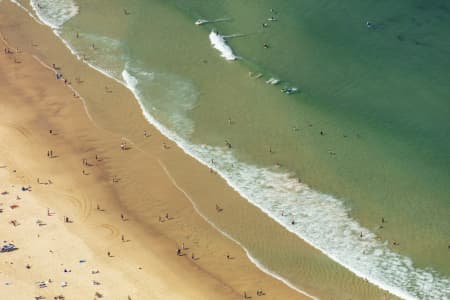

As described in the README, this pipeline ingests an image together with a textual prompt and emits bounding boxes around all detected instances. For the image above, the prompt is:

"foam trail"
[222,33,247,39]
[211,17,232,23]
[121,70,450,300]
[195,17,231,25]
[12,1,450,297]
[209,31,237,61]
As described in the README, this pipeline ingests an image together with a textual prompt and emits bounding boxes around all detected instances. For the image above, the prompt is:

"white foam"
[122,70,450,300]
[209,31,236,61]
[123,65,197,137]
[14,2,450,297]
[30,0,78,29]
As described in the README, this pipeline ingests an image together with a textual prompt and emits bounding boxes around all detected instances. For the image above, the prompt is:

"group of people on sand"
[4,36,275,298]
[4,47,15,54]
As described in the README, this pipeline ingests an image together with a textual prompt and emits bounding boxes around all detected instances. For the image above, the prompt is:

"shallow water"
[19,0,450,298]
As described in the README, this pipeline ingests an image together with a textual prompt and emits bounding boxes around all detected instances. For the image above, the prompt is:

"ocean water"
[15,0,450,299]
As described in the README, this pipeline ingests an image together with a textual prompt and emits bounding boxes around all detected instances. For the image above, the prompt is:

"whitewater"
[209,31,237,61]
[18,1,450,299]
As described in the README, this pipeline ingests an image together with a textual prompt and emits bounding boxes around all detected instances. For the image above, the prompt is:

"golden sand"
[0,1,313,299]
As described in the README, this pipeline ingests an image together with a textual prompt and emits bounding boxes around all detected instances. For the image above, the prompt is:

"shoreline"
[0,1,313,299]
[0,1,407,299]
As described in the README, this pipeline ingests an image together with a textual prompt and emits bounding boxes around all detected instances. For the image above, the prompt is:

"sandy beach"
[0,2,315,299]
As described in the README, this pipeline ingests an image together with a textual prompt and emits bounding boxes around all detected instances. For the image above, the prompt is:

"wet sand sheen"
[0,1,397,299]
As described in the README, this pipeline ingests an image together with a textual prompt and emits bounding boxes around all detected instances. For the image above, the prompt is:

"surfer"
[263,43,269,49]
[124,9,130,15]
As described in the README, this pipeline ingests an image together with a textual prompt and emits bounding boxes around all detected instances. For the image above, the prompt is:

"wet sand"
[0,1,312,299]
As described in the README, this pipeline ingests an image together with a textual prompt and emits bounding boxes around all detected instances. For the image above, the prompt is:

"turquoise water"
[19,0,450,298]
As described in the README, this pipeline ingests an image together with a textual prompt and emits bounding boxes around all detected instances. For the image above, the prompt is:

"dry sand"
[0,1,312,299]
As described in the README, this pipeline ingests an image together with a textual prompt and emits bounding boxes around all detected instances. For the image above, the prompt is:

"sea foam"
[209,31,237,61]
[30,0,78,29]
[123,65,198,137]
[13,1,450,297]
[122,70,450,300]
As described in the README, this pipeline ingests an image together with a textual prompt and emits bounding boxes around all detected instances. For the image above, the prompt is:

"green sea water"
[21,0,450,298]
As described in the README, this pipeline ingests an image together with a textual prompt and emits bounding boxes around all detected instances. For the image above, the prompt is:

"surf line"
[157,159,318,300]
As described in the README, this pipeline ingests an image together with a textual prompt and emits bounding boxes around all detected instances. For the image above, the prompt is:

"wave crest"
[209,31,237,61]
